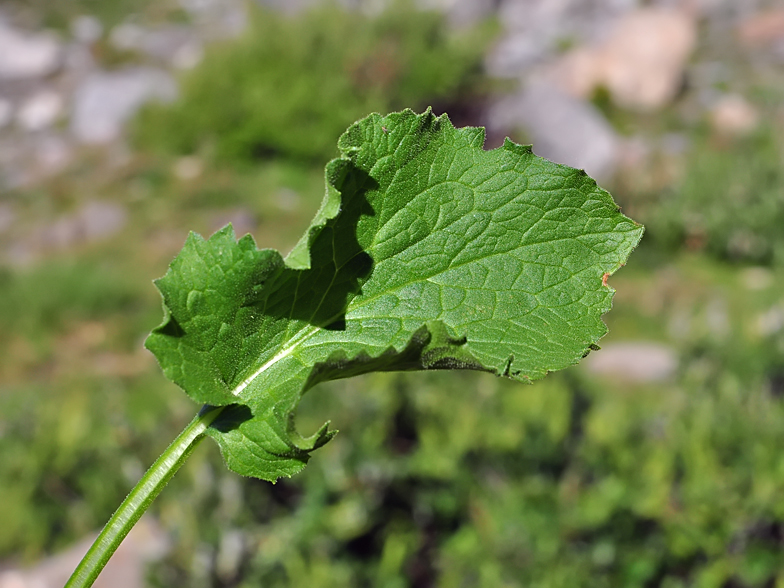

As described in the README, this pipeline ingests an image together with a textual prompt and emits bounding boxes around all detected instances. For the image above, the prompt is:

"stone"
[485,0,638,78]
[113,24,203,68]
[740,267,773,291]
[690,61,731,96]
[254,0,320,16]
[0,131,74,189]
[0,203,15,234]
[486,34,548,78]
[0,99,12,128]
[487,82,620,182]
[0,136,28,189]
[710,94,759,135]
[615,136,650,172]
[660,132,690,156]
[417,0,497,27]
[705,297,729,339]
[172,42,203,70]
[108,23,146,52]
[71,15,103,44]
[35,134,73,176]
[70,68,177,144]
[653,0,725,18]
[64,42,96,73]
[16,91,63,131]
[550,8,697,111]
[757,306,784,337]
[75,201,128,242]
[737,8,784,47]
[180,0,247,37]
[0,517,168,588]
[583,342,678,382]
[173,156,203,181]
[145,29,203,69]
[0,24,61,80]
[16,201,128,261]
[215,530,245,582]
[45,202,122,249]
[485,0,570,77]
[214,1,248,37]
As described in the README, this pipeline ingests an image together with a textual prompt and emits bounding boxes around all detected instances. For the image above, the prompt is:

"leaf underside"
[146,109,643,481]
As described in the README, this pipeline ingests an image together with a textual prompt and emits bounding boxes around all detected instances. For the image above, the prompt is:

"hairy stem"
[65,404,225,588]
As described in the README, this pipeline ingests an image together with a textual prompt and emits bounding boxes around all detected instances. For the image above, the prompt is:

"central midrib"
[230,324,319,397]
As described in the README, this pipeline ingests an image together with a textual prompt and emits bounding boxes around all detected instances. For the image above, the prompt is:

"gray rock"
[7,200,129,264]
[547,8,697,111]
[39,201,127,250]
[0,23,61,80]
[71,15,103,44]
[487,83,620,182]
[73,201,129,243]
[108,23,146,52]
[70,68,177,144]
[737,6,784,47]
[0,99,11,128]
[253,0,321,16]
[418,0,497,27]
[35,134,73,177]
[740,267,773,291]
[710,94,759,135]
[215,530,245,583]
[583,342,679,382]
[16,90,63,131]
[0,136,26,188]
[756,305,784,337]
[486,34,549,78]
[0,130,74,189]
[486,0,637,77]
[0,203,15,234]
[63,42,97,77]
[180,0,248,37]
[660,132,690,155]
[109,23,202,68]
[173,156,203,181]
[138,26,203,69]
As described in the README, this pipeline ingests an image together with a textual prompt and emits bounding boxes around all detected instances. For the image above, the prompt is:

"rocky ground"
[1,0,783,586]
[0,0,246,191]
[0,0,778,190]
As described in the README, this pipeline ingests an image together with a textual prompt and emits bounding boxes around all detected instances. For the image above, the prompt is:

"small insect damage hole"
[602,273,610,288]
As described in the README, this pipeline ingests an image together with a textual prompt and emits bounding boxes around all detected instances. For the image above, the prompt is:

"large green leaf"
[146,109,643,481]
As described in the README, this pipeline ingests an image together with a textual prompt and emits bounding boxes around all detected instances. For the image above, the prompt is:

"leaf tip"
[184,229,206,246]
[212,223,237,239]
[501,137,533,155]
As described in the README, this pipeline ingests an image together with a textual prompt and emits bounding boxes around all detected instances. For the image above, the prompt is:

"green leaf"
[146,109,643,481]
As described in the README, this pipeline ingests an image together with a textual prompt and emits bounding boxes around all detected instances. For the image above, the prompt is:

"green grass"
[7,0,183,30]
[649,128,784,264]
[132,1,494,165]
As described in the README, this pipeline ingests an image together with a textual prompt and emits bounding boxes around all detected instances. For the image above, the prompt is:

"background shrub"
[133,1,492,164]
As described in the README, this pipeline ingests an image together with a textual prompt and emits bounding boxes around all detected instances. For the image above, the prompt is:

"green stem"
[65,404,224,588]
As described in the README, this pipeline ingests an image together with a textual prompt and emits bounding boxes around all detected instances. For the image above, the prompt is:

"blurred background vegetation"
[3,1,784,587]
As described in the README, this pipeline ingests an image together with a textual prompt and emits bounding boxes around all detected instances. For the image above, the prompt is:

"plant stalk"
[64,404,224,588]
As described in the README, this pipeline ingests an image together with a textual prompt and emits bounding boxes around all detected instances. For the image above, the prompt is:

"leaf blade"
[146,109,643,481]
